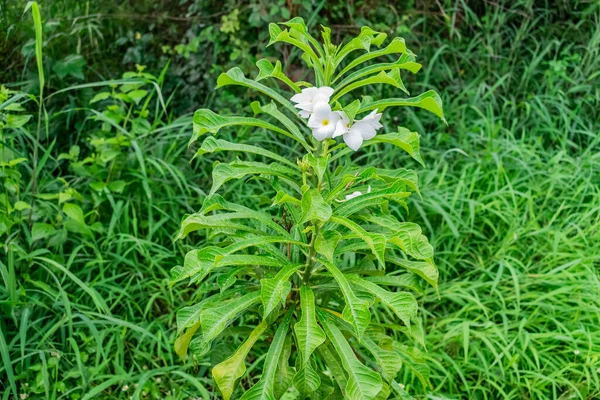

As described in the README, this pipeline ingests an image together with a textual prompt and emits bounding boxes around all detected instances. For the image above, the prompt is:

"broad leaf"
[335,181,411,217]
[210,160,301,195]
[317,310,383,400]
[195,136,296,167]
[334,26,387,67]
[315,230,342,262]
[213,321,269,400]
[359,90,445,122]
[359,335,402,383]
[368,216,434,262]
[217,67,298,114]
[195,292,261,357]
[334,54,421,88]
[317,258,371,340]
[332,69,408,103]
[240,309,294,400]
[251,101,310,150]
[330,216,386,267]
[176,211,290,240]
[365,275,422,294]
[300,189,332,224]
[174,320,200,361]
[387,256,438,289]
[260,263,301,318]
[255,59,301,92]
[347,275,417,327]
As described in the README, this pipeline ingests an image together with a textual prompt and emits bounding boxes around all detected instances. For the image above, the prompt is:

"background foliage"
[1,0,599,399]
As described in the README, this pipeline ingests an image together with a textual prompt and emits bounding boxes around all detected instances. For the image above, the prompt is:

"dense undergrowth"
[1,0,599,399]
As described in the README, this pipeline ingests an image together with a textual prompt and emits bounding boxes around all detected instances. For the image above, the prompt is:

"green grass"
[1,0,599,399]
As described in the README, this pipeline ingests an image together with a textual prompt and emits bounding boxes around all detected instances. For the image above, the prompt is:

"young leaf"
[317,258,371,340]
[300,189,333,224]
[239,309,294,400]
[317,309,383,400]
[293,286,326,395]
[212,321,269,400]
[216,67,298,115]
[347,275,417,327]
[368,216,434,262]
[260,263,302,318]
[359,90,445,122]
[195,292,262,356]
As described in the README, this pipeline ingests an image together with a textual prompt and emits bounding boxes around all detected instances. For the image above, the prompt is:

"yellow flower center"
[322,119,329,126]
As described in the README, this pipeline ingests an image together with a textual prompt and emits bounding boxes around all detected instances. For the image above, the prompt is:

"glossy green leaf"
[196,292,261,357]
[330,216,386,267]
[359,90,445,122]
[335,181,411,217]
[334,26,387,67]
[347,275,417,327]
[217,67,298,114]
[359,335,402,383]
[174,320,200,361]
[210,160,301,196]
[387,256,438,289]
[255,59,300,92]
[213,321,269,400]
[335,37,412,80]
[300,189,332,224]
[332,69,408,103]
[260,263,301,318]
[317,258,371,339]
[315,230,342,262]
[334,54,421,87]
[195,136,296,167]
[365,275,422,294]
[240,309,294,400]
[317,310,383,400]
[250,101,310,150]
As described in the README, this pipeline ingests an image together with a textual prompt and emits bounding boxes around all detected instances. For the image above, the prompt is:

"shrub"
[172,18,445,399]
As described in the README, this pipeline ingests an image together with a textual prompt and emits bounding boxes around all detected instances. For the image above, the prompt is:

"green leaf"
[334,54,421,87]
[347,275,417,327]
[330,216,386,268]
[332,69,408,103]
[300,189,332,224]
[174,320,200,361]
[240,309,294,400]
[304,153,329,184]
[260,263,301,318]
[394,344,431,389]
[196,292,261,357]
[170,247,223,284]
[213,321,269,400]
[375,168,420,195]
[176,291,230,334]
[210,160,301,196]
[365,275,422,295]
[335,181,411,217]
[217,67,298,115]
[5,114,32,128]
[127,89,147,105]
[317,258,371,340]
[335,37,412,80]
[62,203,85,224]
[31,223,56,242]
[334,26,387,67]
[368,216,434,262]
[359,90,445,122]
[267,25,323,79]
[315,230,342,262]
[359,335,402,382]
[338,128,423,166]
[273,336,295,398]
[250,101,310,150]
[387,256,438,290]
[255,59,300,92]
[318,343,348,392]
[90,91,110,104]
[317,310,383,400]
[192,108,301,145]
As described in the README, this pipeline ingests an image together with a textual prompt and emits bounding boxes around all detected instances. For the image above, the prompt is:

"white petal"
[344,128,363,151]
[298,110,311,118]
[352,122,377,140]
[313,92,331,105]
[307,113,322,128]
[295,102,315,112]
[290,87,318,104]
[312,124,335,141]
[345,191,362,200]
[333,119,348,138]
[312,102,332,120]
[316,86,334,98]
[367,185,372,193]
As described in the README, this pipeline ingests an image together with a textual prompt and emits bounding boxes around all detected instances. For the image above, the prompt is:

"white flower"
[290,86,334,118]
[122,385,129,391]
[345,186,371,200]
[307,102,341,141]
[333,109,383,151]
[574,350,580,355]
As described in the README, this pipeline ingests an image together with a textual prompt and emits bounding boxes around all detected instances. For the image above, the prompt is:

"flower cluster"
[291,87,383,151]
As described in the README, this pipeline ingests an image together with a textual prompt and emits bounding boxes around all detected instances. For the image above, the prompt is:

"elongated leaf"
[255,59,301,92]
[260,263,301,318]
[347,275,417,327]
[195,136,296,167]
[176,291,230,334]
[317,310,383,400]
[196,292,261,356]
[267,24,324,79]
[174,320,200,361]
[368,216,434,262]
[280,17,325,58]
[386,256,438,289]
[250,101,310,150]
[273,336,295,398]
[335,37,412,80]
[318,343,348,391]
[317,258,371,339]
[217,67,298,114]
[334,26,387,67]
[315,230,342,262]
[210,160,301,195]
[335,181,410,217]
[300,189,332,224]
[213,321,269,400]
[334,54,421,88]
[375,168,420,195]
[240,309,294,400]
[192,108,299,144]
[332,69,408,103]
[359,90,445,122]
[365,275,422,294]
[330,216,386,267]
[359,335,402,382]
